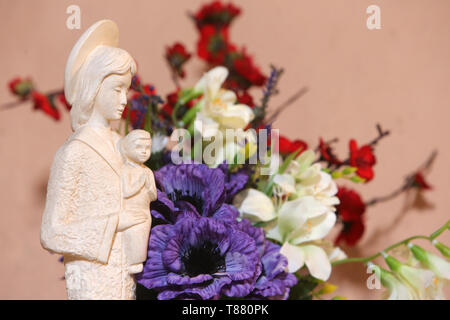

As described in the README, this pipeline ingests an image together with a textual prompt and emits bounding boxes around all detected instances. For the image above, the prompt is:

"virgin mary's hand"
[117,209,148,232]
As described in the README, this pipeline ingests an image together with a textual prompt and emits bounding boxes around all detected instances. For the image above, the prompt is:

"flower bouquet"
[5,1,449,300]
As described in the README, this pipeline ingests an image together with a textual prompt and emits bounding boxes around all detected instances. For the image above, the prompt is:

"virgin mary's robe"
[41,125,135,299]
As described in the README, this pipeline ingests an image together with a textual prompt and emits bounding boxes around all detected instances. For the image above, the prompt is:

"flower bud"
[433,240,450,259]
[409,243,450,280]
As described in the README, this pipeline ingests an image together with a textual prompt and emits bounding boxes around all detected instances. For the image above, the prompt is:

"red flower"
[279,135,308,156]
[142,84,157,96]
[161,91,179,117]
[121,90,155,129]
[336,187,366,221]
[335,220,365,247]
[197,25,235,65]
[8,77,21,93]
[413,172,432,190]
[232,50,266,87]
[130,74,141,91]
[160,90,196,119]
[122,105,143,129]
[334,186,366,246]
[194,1,241,29]
[58,92,71,111]
[349,139,376,182]
[165,42,192,78]
[236,91,254,107]
[32,91,60,121]
[319,138,341,165]
[8,77,33,98]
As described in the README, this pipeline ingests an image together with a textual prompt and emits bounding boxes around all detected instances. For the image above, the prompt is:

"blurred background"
[0,0,449,299]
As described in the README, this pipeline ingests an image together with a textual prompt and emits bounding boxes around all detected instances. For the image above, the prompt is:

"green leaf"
[331,171,342,179]
[181,102,201,125]
[331,296,346,300]
[288,274,320,300]
[350,175,366,183]
[342,167,357,175]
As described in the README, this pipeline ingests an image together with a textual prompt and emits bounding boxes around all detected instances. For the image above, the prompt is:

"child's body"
[119,130,156,274]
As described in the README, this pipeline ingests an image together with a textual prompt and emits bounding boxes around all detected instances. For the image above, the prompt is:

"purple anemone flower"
[136,217,261,300]
[236,220,298,299]
[217,163,250,203]
[151,164,245,224]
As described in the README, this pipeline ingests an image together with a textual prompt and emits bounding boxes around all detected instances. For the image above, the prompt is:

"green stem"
[171,101,181,128]
[172,91,203,128]
[430,219,450,240]
[332,221,449,267]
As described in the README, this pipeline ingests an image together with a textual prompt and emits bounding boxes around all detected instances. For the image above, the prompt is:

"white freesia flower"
[194,66,254,135]
[233,190,337,280]
[279,242,332,280]
[285,150,340,211]
[286,149,315,178]
[409,243,450,280]
[384,253,437,299]
[273,173,296,196]
[233,150,339,281]
[369,263,418,300]
[232,188,277,223]
[294,161,339,210]
[193,66,255,166]
[266,197,336,280]
[317,240,347,262]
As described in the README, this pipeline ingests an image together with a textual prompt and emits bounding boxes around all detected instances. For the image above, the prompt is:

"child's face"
[126,138,151,164]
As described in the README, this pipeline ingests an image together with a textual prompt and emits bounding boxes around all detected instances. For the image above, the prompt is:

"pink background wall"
[0,0,449,299]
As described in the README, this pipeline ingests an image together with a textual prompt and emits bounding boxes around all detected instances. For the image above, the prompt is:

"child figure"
[118,129,157,274]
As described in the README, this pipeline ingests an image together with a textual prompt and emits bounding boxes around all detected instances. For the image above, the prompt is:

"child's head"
[120,130,152,164]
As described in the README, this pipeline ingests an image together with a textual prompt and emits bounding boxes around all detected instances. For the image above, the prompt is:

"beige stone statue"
[40,20,156,300]
[118,130,156,274]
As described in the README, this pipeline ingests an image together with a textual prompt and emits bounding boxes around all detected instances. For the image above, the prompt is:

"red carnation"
[279,135,308,156]
[165,42,191,78]
[32,91,60,121]
[334,186,366,246]
[194,1,241,29]
[336,187,366,221]
[232,50,266,87]
[236,91,255,107]
[197,25,235,65]
[335,220,365,247]
[349,139,376,182]
[161,91,179,117]
[319,138,341,165]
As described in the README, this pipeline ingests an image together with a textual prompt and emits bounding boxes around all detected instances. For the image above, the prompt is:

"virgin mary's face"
[94,72,132,121]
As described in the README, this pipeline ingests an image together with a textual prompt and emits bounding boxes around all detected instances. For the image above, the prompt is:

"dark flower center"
[181,241,226,277]
[342,221,354,233]
[170,189,204,214]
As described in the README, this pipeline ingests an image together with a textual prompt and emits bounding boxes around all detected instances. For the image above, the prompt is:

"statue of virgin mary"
[40,20,144,300]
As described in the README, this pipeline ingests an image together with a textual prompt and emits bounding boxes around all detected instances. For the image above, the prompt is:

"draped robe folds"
[40,125,135,300]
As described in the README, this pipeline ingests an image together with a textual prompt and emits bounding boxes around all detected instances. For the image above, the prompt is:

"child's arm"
[145,168,158,202]
[122,168,146,199]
